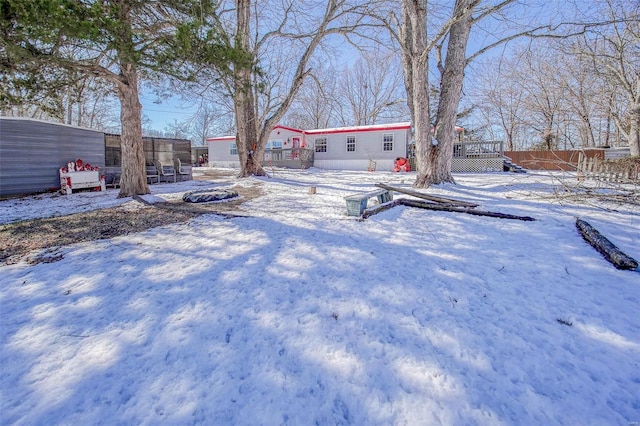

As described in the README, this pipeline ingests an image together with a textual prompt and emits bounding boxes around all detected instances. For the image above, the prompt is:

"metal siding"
[604,148,631,159]
[0,118,104,196]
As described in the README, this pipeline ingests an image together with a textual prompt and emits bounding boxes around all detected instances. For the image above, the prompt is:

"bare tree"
[379,0,520,187]
[163,119,191,139]
[62,75,119,130]
[217,0,375,177]
[575,0,640,155]
[190,104,226,146]
[471,9,637,153]
[335,49,408,126]
[517,47,568,150]
[282,60,337,130]
[428,0,480,185]
[396,0,432,187]
[473,56,527,150]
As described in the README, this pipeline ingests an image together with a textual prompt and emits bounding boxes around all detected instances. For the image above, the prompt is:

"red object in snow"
[393,157,411,172]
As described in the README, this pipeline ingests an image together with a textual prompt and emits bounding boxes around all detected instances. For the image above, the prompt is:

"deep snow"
[1,168,639,425]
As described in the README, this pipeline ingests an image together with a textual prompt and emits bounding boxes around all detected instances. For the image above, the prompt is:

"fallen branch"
[575,218,638,270]
[375,183,479,208]
[361,200,400,219]
[397,198,536,221]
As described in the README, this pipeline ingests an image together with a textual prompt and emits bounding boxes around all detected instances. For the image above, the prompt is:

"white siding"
[207,139,240,167]
[205,123,411,171]
[269,128,305,149]
[206,126,306,167]
[309,126,411,168]
[313,158,396,171]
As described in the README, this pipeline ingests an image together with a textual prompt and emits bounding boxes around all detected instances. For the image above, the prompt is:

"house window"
[230,143,238,155]
[346,136,356,152]
[271,140,283,149]
[315,137,327,153]
[383,134,394,151]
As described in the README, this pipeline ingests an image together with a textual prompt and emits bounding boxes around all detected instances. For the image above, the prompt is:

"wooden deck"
[262,148,314,169]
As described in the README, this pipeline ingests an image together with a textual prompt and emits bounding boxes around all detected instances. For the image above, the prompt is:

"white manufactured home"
[306,122,411,171]
[207,125,307,168]
[206,122,412,171]
[205,135,238,168]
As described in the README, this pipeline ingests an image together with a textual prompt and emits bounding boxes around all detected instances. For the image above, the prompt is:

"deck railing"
[262,148,314,169]
[454,140,503,158]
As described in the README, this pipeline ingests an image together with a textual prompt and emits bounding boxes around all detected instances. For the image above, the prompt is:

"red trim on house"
[273,124,304,133]
[205,123,463,142]
[305,123,412,135]
[206,136,236,142]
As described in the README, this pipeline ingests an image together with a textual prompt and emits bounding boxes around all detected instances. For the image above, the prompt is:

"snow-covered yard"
[1,168,638,425]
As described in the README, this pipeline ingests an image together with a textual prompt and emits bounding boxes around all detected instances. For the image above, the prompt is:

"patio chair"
[146,165,160,184]
[174,158,192,181]
[153,160,176,183]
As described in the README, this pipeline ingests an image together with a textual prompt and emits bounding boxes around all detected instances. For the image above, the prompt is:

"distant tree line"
[2,0,638,190]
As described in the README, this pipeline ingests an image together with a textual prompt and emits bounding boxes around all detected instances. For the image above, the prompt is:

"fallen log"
[575,218,638,270]
[361,200,400,219]
[397,198,536,221]
[375,183,479,208]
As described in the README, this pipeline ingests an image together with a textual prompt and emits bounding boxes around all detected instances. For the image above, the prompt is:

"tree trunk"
[429,0,477,186]
[234,0,265,178]
[629,77,640,156]
[111,1,149,197]
[116,64,149,197]
[630,107,639,157]
[576,218,638,270]
[234,82,266,177]
[399,0,431,188]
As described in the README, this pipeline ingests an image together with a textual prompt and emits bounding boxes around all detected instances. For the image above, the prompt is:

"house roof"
[205,122,466,142]
[305,122,412,135]
[271,124,304,133]
[206,135,236,143]
[206,124,305,143]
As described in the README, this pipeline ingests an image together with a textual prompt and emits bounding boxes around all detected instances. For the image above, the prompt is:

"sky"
[1,168,639,424]
[137,0,573,135]
[140,93,200,134]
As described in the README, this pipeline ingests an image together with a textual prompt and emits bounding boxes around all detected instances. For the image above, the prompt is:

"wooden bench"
[344,189,393,216]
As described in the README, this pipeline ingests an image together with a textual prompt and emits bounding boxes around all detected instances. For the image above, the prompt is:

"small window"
[346,136,356,152]
[271,140,283,149]
[383,134,394,151]
[315,137,327,153]
[230,143,238,155]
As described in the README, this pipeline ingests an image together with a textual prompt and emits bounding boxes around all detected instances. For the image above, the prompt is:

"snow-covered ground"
[1,168,639,425]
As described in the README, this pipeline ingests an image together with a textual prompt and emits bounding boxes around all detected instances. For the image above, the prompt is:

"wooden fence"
[577,152,639,184]
[503,150,604,171]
